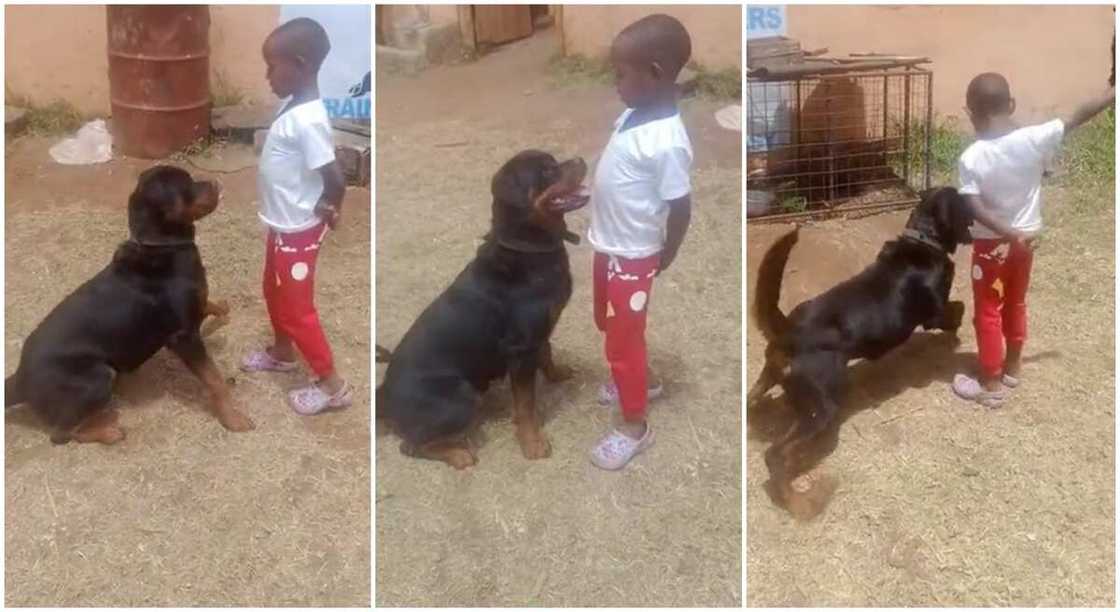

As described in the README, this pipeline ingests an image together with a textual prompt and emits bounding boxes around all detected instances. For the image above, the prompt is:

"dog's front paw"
[517,430,552,460]
[219,408,255,432]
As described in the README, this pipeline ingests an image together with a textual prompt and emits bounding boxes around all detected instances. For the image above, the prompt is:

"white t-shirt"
[587,109,693,259]
[258,99,336,233]
[958,119,1064,240]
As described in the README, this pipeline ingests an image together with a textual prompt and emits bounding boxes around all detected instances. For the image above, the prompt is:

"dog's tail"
[5,372,24,409]
[375,344,392,363]
[753,228,799,342]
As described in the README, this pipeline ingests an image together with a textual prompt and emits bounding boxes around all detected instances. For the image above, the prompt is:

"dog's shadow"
[747,331,1061,469]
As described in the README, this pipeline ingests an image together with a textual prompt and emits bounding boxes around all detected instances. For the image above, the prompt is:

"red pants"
[971,239,1034,379]
[263,224,335,377]
[593,251,659,422]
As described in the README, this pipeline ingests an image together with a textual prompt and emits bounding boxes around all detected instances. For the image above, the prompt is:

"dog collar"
[490,230,580,253]
[127,235,196,248]
[900,228,946,253]
[495,236,564,253]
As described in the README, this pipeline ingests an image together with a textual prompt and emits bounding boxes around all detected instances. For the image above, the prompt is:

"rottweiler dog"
[749,187,974,519]
[376,150,588,469]
[5,165,252,444]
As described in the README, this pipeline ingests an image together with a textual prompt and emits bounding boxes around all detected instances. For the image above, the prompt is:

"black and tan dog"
[376,150,588,469]
[749,187,973,519]
[5,166,252,444]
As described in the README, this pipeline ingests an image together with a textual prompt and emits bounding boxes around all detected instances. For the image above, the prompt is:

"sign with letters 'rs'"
[746,5,786,40]
[279,5,371,120]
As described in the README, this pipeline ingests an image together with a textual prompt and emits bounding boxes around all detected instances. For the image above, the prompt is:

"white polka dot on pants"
[972,264,983,280]
[629,290,647,312]
[291,262,309,281]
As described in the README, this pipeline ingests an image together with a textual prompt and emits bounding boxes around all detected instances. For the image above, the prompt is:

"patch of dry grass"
[745,183,1114,605]
[375,117,741,606]
[4,144,371,606]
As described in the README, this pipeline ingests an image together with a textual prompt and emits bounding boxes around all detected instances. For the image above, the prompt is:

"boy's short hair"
[966,72,1012,117]
[271,17,331,70]
[614,14,692,78]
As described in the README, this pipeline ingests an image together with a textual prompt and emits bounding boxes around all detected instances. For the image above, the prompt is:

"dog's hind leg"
[405,437,478,469]
[68,409,125,445]
[747,360,783,407]
[43,364,121,445]
[765,352,844,520]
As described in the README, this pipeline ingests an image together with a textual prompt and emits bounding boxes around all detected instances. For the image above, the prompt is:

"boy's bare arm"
[659,194,691,274]
[1063,87,1115,133]
[314,160,346,229]
[963,193,1036,248]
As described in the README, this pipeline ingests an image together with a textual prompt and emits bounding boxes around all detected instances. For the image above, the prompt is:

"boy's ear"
[1008,98,1016,115]
[650,61,664,80]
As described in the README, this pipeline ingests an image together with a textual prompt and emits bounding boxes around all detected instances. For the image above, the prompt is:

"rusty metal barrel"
[107,6,211,159]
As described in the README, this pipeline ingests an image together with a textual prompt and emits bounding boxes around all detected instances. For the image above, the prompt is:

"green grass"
[888,108,1114,197]
[549,54,740,100]
[6,93,86,136]
[549,53,613,86]
[690,65,741,100]
[778,194,808,214]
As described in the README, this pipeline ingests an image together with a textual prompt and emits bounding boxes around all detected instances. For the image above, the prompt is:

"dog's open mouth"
[545,185,590,213]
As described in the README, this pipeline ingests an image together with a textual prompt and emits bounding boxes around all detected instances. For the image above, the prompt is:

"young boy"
[241,18,352,415]
[951,72,1114,407]
[587,15,693,469]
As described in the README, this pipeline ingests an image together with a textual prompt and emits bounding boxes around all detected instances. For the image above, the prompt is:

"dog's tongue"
[549,185,590,213]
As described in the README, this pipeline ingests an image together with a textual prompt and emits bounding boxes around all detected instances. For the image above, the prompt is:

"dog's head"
[490,150,588,244]
[907,186,973,254]
[128,165,221,244]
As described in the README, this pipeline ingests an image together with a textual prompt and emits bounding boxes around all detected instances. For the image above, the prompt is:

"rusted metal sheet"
[107,6,210,159]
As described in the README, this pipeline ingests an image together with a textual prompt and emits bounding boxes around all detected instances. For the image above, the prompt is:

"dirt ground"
[375,31,741,606]
[746,189,1115,606]
[3,137,370,606]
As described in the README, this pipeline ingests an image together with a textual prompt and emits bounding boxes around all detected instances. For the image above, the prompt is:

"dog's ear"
[491,162,533,206]
[130,167,192,226]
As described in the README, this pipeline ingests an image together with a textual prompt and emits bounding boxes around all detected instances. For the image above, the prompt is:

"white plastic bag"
[49,119,113,165]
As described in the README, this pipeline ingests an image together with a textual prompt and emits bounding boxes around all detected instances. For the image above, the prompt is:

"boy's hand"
[314,160,346,230]
[658,194,692,276]
[316,201,341,230]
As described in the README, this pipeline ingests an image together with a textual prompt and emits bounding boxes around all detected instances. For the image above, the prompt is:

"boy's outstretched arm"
[1063,87,1115,133]
[314,160,347,229]
[659,194,691,273]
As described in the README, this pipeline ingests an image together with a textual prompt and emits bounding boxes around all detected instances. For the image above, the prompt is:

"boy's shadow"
[747,331,1061,473]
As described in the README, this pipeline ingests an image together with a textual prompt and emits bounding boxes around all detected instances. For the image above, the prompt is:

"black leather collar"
[488,229,581,254]
[900,228,947,253]
[127,235,196,248]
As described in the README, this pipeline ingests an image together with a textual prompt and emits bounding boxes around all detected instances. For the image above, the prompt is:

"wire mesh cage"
[747,66,933,220]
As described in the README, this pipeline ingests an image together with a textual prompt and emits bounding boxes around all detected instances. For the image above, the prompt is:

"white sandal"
[590,425,655,470]
[288,381,353,415]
